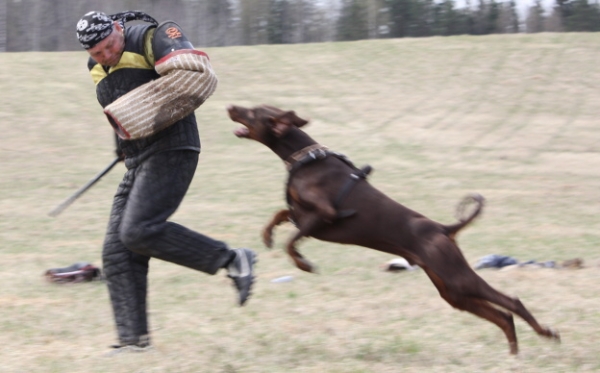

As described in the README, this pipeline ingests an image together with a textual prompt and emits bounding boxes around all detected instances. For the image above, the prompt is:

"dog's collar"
[284,144,329,171]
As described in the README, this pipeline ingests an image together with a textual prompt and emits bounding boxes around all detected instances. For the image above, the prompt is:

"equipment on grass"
[44,262,102,283]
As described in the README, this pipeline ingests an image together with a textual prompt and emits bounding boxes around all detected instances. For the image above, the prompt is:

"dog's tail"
[444,193,485,236]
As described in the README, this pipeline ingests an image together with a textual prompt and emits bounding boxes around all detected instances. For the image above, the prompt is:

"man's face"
[87,22,125,67]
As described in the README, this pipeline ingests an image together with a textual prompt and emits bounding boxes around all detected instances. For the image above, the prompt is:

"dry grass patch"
[0,33,599,372]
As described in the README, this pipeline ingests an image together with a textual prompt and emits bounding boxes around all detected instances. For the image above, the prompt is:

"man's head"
[76,11,125,67]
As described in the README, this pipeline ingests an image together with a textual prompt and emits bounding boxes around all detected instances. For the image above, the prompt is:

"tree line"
[1,0,599,52]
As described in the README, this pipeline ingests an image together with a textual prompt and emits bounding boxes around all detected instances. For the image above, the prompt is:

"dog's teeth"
[234,128,249,137]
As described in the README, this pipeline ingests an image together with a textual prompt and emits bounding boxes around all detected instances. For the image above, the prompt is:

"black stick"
[48,156,121,217]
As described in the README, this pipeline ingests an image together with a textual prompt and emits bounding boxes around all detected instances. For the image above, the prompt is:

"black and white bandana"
[76,11,113,50]
[76,10,158,50]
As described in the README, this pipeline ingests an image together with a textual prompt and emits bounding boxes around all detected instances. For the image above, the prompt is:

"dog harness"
[285,145,372,221]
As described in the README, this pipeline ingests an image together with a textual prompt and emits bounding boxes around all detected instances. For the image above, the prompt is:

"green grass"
[1,33,599,372]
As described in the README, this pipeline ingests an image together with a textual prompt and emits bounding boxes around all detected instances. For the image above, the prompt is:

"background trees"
[1,0,599,52]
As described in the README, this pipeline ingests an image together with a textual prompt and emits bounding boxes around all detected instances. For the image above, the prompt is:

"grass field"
[1,32,599,372]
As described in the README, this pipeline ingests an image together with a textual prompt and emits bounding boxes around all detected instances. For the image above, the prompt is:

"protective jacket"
[88,24,200,163]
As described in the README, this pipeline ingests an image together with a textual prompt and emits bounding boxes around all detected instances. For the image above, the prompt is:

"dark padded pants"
[102,150,234,346]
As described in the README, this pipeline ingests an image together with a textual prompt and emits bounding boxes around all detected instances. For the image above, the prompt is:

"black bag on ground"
[44,262,102,283]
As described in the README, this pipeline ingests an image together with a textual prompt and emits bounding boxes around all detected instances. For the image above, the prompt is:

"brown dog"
[227,104,560,354]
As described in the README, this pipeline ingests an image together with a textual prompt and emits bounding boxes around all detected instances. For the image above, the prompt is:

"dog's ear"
[269,117,292,137]
[279,110,309,128]
[269,111,309,137]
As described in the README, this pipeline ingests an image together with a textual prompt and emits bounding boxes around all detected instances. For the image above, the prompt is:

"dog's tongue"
[234,127,249,137]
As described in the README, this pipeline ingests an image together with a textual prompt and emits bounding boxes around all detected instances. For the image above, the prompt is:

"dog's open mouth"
[234,127,250,138]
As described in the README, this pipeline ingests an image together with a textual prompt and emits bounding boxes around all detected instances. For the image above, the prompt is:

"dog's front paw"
[295,258,318,273]
[545,327,561,342]
[262,229,274,249]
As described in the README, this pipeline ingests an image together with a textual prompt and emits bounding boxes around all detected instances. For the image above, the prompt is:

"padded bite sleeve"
[103,22,218,140]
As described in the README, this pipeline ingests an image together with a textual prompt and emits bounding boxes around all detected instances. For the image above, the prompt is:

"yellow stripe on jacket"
[90,29,156,85]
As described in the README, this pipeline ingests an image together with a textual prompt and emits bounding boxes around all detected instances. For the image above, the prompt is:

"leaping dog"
[227,104,560,354]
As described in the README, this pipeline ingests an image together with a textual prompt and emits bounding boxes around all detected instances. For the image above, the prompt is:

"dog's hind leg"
[425,237,559,348]
[463,278,561,343]
[426,270,520,354]
[427,260,559,353]
[453,296,519,355]
[263,209,291,248]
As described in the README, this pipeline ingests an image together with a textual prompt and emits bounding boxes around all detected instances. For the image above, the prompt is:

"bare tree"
[185,0,233,47]
[6,0,30,51]
[288,0,326,43]
[544,5,564,31]
[337,0,369,40]
[266,0,291,43]
[525,0,546,32]
[239,0,270,45]
[496,1,519,33]
[365,0,385,38]
[0,0,5,51]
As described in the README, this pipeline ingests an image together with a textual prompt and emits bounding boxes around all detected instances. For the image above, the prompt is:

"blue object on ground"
[474,254,519,269]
